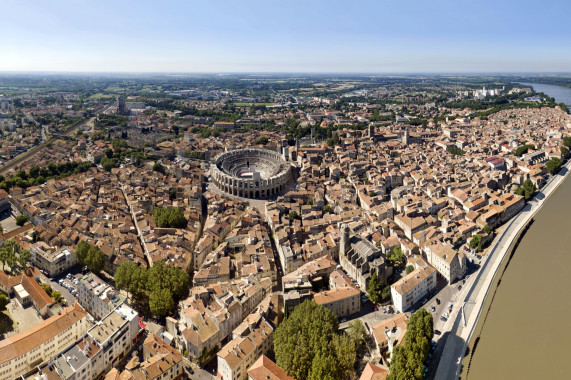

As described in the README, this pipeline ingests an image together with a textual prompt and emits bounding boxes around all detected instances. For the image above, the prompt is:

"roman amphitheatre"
[211,148,292,198]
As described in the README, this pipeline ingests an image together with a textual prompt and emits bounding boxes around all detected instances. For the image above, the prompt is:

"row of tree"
[274,300,365,380]
[0,161,94,191]
[387,309,434,380]
[114,261,190,318]
[0,241,31,274]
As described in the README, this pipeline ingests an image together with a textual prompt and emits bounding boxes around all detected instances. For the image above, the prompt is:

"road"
[433,163,571,380]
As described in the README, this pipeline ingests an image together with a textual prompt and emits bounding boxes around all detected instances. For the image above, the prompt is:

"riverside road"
[432,160,571,380]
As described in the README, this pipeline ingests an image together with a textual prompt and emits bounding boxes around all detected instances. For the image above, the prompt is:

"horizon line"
[0,70,571,76]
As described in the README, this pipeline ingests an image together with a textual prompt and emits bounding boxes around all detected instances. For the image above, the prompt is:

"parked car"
[434,329,441,335]
[435,298,441,305]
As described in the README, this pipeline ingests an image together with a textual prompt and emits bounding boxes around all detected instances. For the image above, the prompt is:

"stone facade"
[212,148,292,198]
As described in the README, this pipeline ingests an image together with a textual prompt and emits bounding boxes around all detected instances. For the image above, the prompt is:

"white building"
[0,303,90,380]
[391,265,437,313]
[30,243,77,278]
[77,273,126,320]
[41,305,141,380]
[424,242,466,284]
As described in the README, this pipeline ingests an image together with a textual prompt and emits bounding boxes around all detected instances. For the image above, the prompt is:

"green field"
[234,102,274,107]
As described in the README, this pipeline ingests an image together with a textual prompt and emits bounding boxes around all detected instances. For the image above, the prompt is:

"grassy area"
[87,93,116,101]
[0,310,15,336]
[234,103,275,107]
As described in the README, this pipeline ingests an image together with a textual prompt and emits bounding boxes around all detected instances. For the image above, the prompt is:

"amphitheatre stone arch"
[211,148,292,199]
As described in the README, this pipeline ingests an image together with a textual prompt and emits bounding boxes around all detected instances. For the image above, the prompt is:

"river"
[467,84,571,379]
[518,82,571,106]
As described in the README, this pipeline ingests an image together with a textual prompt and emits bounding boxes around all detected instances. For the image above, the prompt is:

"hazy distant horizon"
[0,71,570,76]
[2,0,570,73]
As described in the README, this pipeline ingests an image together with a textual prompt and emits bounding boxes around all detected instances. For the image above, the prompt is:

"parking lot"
[40,271,80,306]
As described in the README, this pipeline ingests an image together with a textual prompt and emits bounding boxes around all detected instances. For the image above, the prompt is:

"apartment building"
[30,243,77,278]
[391,265,437,313]
[34,304,141,380]
[77,272,126,320]
[217,319,274,380]
[0,303,89,380]
[424,241,466,283]
[313,286,360,318]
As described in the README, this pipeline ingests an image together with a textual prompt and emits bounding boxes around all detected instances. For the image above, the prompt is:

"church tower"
[340,223,350,258]
[402,127,409,145]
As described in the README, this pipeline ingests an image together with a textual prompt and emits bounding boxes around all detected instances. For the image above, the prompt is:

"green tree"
[387,309,434,380]
[52,291,63,303]
[563,136,571,147]
[469,234,483,252]
[153,161,166,174]
[388,246,406,267]
[512,144,535,157]
[561,146,569,157]
[18,250,31,270]
[75,241,106,273]
[129,266,149,302]
[149,288,174,318]
[288,211,300,221]
[274,300,342,380]
[75,240,91,265]
[381,285,391,302]
[447,146,466,156]
[405,265,415,274]
[368,272,382,304]
[0,293,8,311]
[326,134,340,147]
[522,179,536,200]
[255,136,269,145]
[323,205,332,213]
[1,240,20,273]
[40,282,53,295]
[308,353,339,380]
[347,319,367,348]
[86,246,106,274]
[28,166,40,179]
[333,333,357,376]
[15,215,28,226]
[101,157,118,172]
[114,261,138,298]
[168,188,177,201]
[483,224,493,235]
[546,157,562,175]
[153,207,187,228]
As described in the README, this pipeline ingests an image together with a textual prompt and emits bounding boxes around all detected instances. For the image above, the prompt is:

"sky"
[1,0,570,73]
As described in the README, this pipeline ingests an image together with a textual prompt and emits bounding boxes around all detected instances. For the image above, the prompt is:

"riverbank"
[433,158,571,380]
